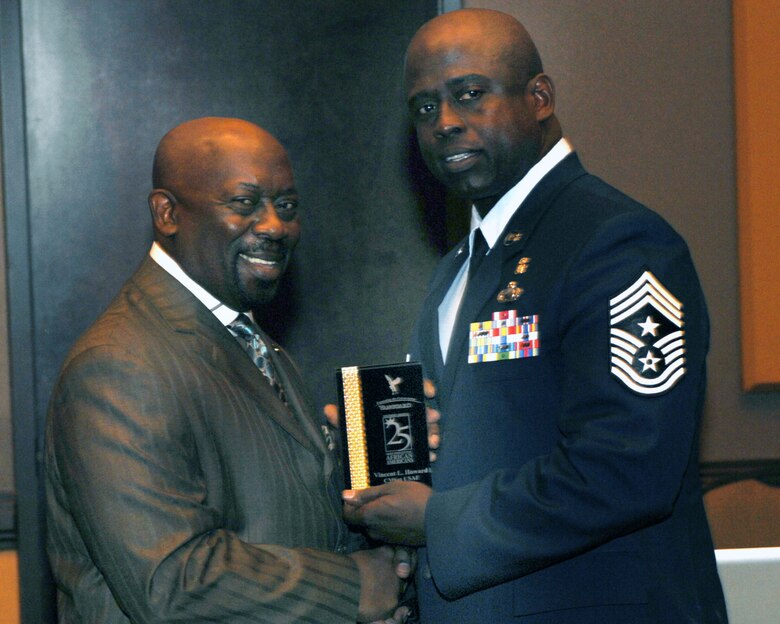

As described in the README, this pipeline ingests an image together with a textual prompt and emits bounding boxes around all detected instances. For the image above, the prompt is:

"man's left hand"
[343,481,432,546]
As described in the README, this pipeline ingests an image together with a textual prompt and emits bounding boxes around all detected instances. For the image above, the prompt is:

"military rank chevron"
[609,271,686,395]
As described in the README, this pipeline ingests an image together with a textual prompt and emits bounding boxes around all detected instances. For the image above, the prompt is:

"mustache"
[243,238,289,253]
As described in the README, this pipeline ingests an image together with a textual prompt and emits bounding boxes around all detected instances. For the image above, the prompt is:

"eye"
[275,198,299,221]
[458,89,483,102]
[231,197,257,215]
[410,99,438,120]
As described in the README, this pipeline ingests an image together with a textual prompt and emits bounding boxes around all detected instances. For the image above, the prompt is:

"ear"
[148,189,179,237]
[528,74,555,122]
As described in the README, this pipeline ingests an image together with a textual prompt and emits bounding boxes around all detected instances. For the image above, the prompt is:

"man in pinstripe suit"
[44,117,407,623]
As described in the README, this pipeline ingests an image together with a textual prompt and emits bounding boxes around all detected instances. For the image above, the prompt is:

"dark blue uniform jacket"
[410,154,728,623]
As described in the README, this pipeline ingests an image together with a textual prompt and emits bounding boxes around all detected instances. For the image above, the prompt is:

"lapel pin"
[497,281,524,302]
[503,231,523,246]
[514,257,531,274]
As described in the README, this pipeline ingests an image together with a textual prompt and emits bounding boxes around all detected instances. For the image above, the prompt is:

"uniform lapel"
[439,244,505,403]
[420,240,469,383]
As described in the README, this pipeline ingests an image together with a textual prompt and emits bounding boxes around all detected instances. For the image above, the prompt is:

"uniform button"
[422,565,432,580]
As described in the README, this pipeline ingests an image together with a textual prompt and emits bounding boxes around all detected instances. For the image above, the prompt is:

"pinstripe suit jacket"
[45,257,361,623]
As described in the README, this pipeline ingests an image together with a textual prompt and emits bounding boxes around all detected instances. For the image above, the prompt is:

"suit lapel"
[132,257,317,453]
[260,332,332,469]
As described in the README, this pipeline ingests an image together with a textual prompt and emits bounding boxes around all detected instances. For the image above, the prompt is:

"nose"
[252,201,286,239]
[433,100,464,139]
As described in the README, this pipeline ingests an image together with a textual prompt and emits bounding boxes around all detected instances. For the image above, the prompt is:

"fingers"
[393,546,417,579]
[343,484,390,507]
[368,605,410,624]
[393,549,411,579]
[350,546,403,622]
[323,403,339,428]
[423,379,440,461]
[426,407,440,462]
[426,407,440,453]
[342,499,364,525]
[344,482,431,546]
[382,605,411,624]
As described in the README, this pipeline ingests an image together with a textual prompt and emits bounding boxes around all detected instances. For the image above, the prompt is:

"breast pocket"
[469,353,542,382]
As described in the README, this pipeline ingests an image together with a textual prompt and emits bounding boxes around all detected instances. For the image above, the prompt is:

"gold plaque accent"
[514,257,531,274]
[340,366,370,489]
[497,281,524,302]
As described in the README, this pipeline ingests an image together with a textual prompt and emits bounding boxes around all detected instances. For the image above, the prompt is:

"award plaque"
[336,362,431,490]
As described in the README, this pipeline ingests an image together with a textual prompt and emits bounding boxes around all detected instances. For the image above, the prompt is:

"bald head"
[405,9,543,96]
[152,117,286,195]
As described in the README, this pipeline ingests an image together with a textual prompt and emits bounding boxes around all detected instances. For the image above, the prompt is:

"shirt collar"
[149,242,240,326]
[472,138,573,250]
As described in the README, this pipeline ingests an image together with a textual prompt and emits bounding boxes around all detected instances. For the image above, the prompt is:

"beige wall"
[464,0,780,460]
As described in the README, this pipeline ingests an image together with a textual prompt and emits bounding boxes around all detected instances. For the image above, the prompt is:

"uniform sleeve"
[425,209,709,598]
[45,345,360,623]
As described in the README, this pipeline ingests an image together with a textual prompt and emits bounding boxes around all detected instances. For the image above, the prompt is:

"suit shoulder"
[61,281,168,372]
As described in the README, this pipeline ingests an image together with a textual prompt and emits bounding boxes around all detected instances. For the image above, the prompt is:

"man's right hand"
[348,546,404,622]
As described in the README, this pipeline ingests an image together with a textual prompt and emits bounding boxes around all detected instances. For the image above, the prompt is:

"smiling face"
[404,10,556,215]
[150,118,300,310]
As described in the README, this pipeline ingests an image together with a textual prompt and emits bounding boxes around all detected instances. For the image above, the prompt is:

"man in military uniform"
[343,9,727,623]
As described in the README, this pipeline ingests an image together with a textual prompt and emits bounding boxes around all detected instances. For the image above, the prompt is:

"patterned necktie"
[228,313,287,404]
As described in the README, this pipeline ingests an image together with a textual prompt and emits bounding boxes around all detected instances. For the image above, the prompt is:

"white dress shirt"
[149,241,242,327]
